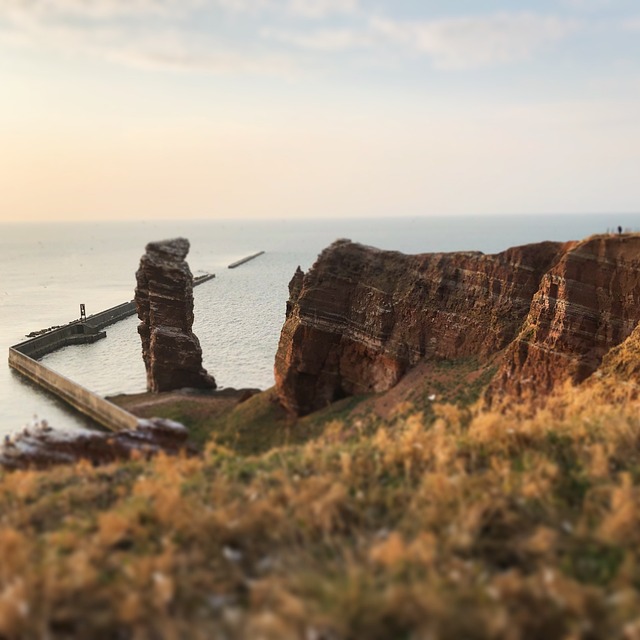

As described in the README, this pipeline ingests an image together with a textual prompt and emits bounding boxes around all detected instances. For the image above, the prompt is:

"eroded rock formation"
[275,238,566,415]
[136,238,216,393]
[489,235,640,399]
[0,419,192,470]
[275,235,640,416]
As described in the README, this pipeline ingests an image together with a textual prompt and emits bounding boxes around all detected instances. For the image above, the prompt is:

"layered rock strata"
[136,238,216,393]
[275,235,640,416]
[275,238,566,415]
[490,235,640,398]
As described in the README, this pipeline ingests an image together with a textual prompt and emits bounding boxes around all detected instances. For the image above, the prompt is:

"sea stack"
[135,238,216,393]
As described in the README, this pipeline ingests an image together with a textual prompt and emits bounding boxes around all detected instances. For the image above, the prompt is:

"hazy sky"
[1,0,639,221]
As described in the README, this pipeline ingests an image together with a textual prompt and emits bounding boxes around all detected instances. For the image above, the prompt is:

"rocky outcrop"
[275,235,640,416]
[0,419,192,470]
[489,235,640,399]
[135,238,216,393]
[286,267,305,318]
[275,239,566,415]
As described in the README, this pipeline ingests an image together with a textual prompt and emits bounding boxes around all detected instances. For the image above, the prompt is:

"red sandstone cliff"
[275,238,566,415]
[490,234,640,399]
[136,238,216,393]
[275,235,640,416]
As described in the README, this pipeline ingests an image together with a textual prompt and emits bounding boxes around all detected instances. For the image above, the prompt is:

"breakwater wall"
[82,274,215,329]
[14,323,107,360]
[9,348,138,432]
[85,301,136,330]
[81,274,215,331]
[18,272,217,361]
[228,252,265,269]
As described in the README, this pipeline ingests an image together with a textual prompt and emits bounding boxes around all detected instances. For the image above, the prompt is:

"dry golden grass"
[3,377,640,638]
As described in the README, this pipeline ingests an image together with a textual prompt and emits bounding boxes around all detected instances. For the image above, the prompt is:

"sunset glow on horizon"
[1,0,640,222]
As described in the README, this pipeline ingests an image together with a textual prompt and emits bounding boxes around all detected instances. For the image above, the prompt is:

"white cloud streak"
[0,0,301,75]
[0,20,295,76]
[371,13,578,70]
[287,0,358,19]
[263,26,371,51]
[265,12,579,69]
[0,0,357,19]
[214,0,358,18]
[561,0,614,10]
[0,2,579,75]
[622,17,640,30]
[0,0,202,20]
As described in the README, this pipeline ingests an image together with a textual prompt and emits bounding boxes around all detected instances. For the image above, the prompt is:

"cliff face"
[135,238,216,393]
[275,235,640,416]
[490,235,640,398]
[275,239,565,415]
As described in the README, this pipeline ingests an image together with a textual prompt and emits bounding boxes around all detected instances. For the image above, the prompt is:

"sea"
[1,214,637,438]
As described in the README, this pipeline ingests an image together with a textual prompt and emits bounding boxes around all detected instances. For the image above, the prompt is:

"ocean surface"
[1,214,638,437]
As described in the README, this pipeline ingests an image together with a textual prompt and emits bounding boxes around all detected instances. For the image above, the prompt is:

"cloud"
[287,0,358,19]
[621,17,640,30]
[370,13,579,70]
[0,0,357,22]
[216,0,358,17]
[261,12,579,69]
[0,21,295,76]
[263,26,370,51]
[110,46,295,75]
[0,0,300,75]
[561,0,614,10]
[0,3,578,76]
[0,0,201,20]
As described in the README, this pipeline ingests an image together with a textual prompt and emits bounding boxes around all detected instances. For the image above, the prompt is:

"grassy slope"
[3,369,640,638]
[111,358,496,455]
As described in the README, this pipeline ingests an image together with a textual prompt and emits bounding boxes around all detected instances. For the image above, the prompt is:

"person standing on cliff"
[618,226,623,235]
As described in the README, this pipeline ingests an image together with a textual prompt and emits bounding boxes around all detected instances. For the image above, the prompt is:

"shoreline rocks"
[0,418,193,470]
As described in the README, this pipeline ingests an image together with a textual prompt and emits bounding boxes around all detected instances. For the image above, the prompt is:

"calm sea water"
[0,215,637,437]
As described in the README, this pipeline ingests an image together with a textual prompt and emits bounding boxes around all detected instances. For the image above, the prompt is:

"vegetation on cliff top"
[2,372,640,638]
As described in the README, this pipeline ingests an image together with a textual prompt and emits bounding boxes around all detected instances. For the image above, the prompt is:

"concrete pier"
[13,323,107,361]
[9,348,138,432]
[228,251,265,269]
[20,271,217,360]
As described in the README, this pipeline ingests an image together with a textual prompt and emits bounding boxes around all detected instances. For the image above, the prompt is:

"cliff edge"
[490,234,640,399]
[275,234,640,416]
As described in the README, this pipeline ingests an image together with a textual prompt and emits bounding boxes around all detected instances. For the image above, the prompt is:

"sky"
[1,0,639,222]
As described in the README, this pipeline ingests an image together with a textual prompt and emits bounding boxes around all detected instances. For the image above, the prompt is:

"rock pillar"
[135,238,216,393]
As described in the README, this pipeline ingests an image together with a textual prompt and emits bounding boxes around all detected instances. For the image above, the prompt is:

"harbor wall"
[17,273,216,360]
[14,323,107,360]
[85,301,136,330]
[8,348,138,432]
